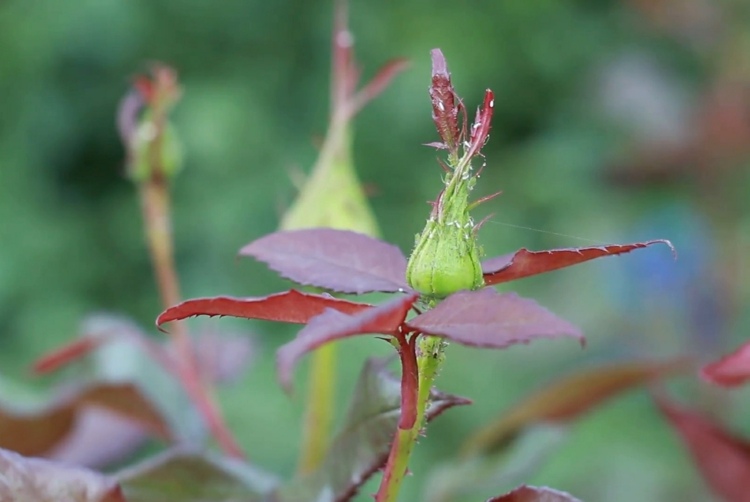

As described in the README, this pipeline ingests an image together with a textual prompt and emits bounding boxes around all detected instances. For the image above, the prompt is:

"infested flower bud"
[406,216,483,299]
[406,185,484,299]
[407,48,495,300]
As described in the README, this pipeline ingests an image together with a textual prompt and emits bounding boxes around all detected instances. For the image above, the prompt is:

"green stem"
[297,341,337,473]
[376,427,419,502]
[376,335,446,502]
[287,119,379,471]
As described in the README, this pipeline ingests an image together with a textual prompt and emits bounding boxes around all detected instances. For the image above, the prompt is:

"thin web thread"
[483,218,610,246]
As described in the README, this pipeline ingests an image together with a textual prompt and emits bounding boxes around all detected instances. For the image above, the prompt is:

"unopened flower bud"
[406,49,494,300]
[406,188,483,299]
[406,221,483,299]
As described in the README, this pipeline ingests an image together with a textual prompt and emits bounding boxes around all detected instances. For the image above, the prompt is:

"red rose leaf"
[406,289,584,349]
[239,229,410,294]
[157,289,373,327]
[482,240,675,286]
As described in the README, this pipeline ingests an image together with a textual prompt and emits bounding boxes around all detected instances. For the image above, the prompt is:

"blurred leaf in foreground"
[117,448,279,502]
[423,359,686,501]
[487,485,582,502]
[424,425,567,502]
[0,447,126,502]
[0,382,170,458]
[655,395,750,502]
[33,313,256,464]
[462,358,688,456]
[701,340,750,388]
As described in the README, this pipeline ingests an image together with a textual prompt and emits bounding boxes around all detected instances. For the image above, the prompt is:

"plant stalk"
[298,341,337,473]
[139,179,245,459]
[290,117,379,472]
[375,334,445,502]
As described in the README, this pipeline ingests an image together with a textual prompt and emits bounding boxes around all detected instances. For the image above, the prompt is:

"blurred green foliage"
[2,1,749,500]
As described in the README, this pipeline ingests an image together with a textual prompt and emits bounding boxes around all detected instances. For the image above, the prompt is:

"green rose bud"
[406,183,484,299]
[406,49,495,301]
[406,220,483,299]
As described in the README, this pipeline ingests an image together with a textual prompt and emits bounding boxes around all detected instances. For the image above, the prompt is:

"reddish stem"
[174,360,245,458]
[139,180,245,459]
[396,332,419,430]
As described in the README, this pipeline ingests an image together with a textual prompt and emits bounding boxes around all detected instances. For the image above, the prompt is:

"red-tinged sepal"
[429,48,461,157]
[465,89,494,159]
[276,293,419,392]
[157,290,373,327]
[482,240,675,286]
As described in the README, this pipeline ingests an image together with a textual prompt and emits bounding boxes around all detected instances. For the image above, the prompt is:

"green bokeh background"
[2,1,750,500]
